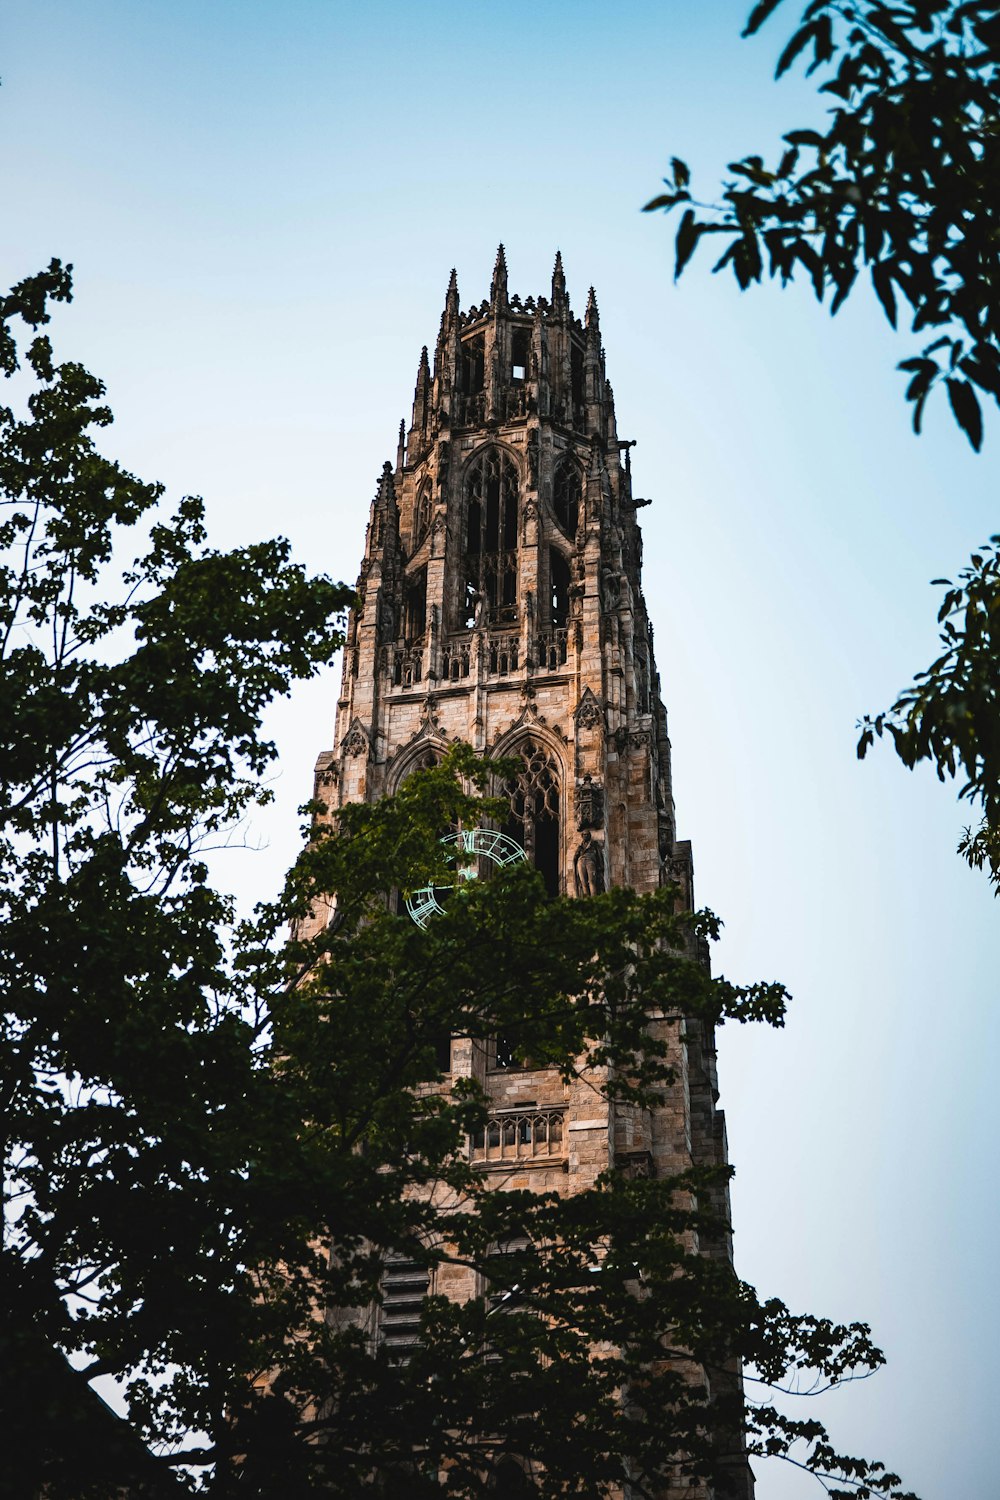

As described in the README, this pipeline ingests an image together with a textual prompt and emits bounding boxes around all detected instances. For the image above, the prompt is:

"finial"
[444,267,459,319]
[414,345,430,395]
[396,419,406,471]
[491,243,508,307]
[585,285,600,332]
[552,249,567,307]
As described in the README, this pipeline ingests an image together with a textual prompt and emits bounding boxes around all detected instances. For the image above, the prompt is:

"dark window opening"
[570,342,584,412]
[433,1034,452,1073]
[462,334,485,397]
[413,487,431,548]
[549,549,570,629]
[463,449,519,628]
[493,1036,518,1070]
[489,1460,532,1497]
[403,568,427,643]
[502,738,561,898]
[552,460,580,537]
[511,328,529,384]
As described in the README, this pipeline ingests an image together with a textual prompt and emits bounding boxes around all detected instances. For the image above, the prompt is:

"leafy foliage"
[0,268,916,1497]
[647,0,1000,884]
[645,0,1000,450]
[859,538,1000,884]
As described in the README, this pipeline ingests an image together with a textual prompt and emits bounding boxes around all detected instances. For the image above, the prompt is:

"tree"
[1,267,917,1497]
[0,259,354,1495]
[644,0,1000,883]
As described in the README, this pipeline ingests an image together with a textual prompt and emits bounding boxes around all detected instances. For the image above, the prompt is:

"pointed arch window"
[501,738,561,897]
[549,549,570,628]
[463,448,519,628]
[413,485,432,549]
[552,460,580,538]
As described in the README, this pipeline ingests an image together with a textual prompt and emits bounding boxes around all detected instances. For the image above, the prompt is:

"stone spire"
[445,265,459,321]
[410,345,431,439]
[366,460,398,564]
[585,286,600,337]
[396,418,406,475]
[551,249,568,313]
[490,244,508,311]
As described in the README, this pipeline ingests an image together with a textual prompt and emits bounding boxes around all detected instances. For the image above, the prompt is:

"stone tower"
[310,249,750,1496]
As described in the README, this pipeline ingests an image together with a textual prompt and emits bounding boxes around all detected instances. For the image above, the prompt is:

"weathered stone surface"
[309,252,753,1498]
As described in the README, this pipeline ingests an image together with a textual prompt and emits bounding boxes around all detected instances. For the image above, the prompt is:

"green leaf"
[946,377,984,451]
[674,209,702,280]
[776,19,819,76]
[742,0,787,36]
[643,191,686,212]
[871,262,898,328]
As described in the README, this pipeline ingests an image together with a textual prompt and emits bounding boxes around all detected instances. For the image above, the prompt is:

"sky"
[5,2,998,1495]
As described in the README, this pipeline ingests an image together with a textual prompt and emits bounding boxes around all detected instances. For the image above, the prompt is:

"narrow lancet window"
[552,460,580,537]
[502,738,560,897]
[549,549,570,629]
[463,448,519,628]
[403,567,427,643]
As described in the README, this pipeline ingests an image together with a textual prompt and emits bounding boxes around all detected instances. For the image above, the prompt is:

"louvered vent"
[379,1256,429,1353]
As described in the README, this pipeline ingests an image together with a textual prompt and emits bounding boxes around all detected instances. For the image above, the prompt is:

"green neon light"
[405,828,526,928]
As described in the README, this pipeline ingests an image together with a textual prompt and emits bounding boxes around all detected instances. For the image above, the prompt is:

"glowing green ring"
[405,829,526,929]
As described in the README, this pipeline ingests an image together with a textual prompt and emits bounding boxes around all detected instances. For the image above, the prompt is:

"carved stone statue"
[573,830,604,897]
[576,773,604,831]
[527,427,539,490]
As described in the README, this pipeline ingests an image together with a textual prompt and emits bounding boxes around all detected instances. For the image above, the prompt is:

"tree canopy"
[646,0,1000,884]
[1,267,918,1498]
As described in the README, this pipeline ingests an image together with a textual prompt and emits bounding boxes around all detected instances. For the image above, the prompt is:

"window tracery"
[463,448,519,628]
[552,459,580,537]
[501,737,561,897]
[413,485,432,549]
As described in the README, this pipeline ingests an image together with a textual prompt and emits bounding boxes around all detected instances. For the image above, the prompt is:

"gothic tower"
[310,250,751,1496]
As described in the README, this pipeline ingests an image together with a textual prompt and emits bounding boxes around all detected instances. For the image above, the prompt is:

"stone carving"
[576,773,604,830]
[377,595,396,644]
[419,695,440,730]
[574,688,602,731]
[526,427,539,490]
[342,720,370,758]
[573,831,604,897]
[600,566,621,611]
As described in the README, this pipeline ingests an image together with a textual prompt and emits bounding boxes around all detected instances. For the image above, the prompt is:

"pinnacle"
[494,242,507,274]
[552,249,567,304]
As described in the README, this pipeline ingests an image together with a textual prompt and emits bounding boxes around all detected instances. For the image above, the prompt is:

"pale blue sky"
[6,3,998,1494]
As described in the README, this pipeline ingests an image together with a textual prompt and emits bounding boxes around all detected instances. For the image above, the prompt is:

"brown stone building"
[308,249,752,1497]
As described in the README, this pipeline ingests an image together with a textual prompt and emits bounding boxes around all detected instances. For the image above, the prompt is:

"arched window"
[463,448,519,628]
[501,738,560,897]
[402,566,427,643]
[549,549,570,628]
[413,486,432,549]
[462,332,485,398]
[552,460,580,537]
[489,1460,532,1498]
